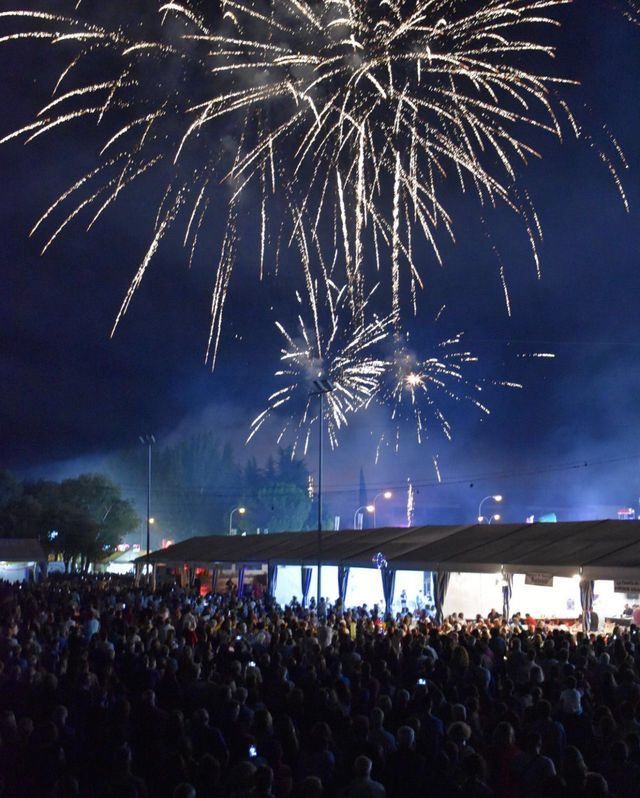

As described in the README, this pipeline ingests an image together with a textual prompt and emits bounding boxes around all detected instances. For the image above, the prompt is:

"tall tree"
[276,448,308,486]
[111,432,244,538]
[58,474,139,568]
[0,469,22,507]
[255,483,312,533]
[109,437,312,539]
[0,474,138,570]
[0,493,44,540]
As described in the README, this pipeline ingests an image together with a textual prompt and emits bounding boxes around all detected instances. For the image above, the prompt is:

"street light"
[372,490,393,528]
[229,506,246,536]
[478,495,503,523]
[311,378,334,610]
[139,435,155,580]
[353,504,375,530]
[141,517,156,550]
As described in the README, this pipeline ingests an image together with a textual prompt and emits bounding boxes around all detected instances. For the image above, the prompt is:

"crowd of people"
[1,574,640,798]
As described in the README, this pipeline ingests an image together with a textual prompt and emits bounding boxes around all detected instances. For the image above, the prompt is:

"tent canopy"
[0,538,46,562]
[134,520,640,580]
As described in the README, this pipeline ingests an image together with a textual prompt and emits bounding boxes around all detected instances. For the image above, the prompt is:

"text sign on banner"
[613,580,640,594]
[525,572,554,587]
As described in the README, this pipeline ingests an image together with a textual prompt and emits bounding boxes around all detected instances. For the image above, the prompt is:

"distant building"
[526,513,557,523]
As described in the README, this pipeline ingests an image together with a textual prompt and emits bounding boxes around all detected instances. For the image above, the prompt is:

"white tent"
[0,539,46,583]
[136,521,640,618]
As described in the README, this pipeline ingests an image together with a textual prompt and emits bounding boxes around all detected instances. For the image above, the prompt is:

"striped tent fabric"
[237,565,246,597]
[267,563,278,597]
[502,572,513,621]
[380,566,396,617]
[301,566,313,607]
[580,579,594,632]
[337,565,350,605]
[433,571,451,624]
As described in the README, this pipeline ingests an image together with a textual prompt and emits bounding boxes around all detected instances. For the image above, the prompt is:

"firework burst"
[376,329,504,455]
[0,1,631,363]
[372,301,550,461]
[248,284,394,455]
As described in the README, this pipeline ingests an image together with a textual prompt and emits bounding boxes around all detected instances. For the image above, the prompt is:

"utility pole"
[311,379,334,612]
[140,435,155,581]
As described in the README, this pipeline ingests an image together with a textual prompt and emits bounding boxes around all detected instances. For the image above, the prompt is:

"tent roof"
[135,520,640,579]
[0,538,46,563]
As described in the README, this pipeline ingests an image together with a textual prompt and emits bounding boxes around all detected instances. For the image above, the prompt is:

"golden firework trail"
[0,1,632,364]
[406,477,415,525]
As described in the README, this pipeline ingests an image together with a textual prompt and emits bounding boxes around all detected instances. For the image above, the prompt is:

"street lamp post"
[229,506,246,536]
[139,435,155,581]
[353,504,374,530]
[478,495,503,523]
[311,378,334,610]
[372,490,393,528]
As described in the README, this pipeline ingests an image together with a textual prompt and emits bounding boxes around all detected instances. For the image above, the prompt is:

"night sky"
[1,3,640,526]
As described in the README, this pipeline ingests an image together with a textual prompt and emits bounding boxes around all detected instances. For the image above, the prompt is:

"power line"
[110,451,640,501]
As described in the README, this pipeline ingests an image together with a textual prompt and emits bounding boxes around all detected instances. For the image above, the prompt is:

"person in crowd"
[457,753,494,798]
[559,674,583,717]
[344,755,386,798]
[0,573,638,798]
[486,721,519,798]
[383,725,425,798]
[510,731,556,797]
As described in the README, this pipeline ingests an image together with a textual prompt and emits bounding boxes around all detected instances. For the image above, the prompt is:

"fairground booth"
[134,520,640,630]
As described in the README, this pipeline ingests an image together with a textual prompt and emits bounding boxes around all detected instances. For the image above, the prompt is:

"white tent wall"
[443,572,503,618]
[106,563,135,575]
[441,573,611,621]
[0,563,33,583]
[344,569,425,613]
[593,580,629,619]
[393,571,425,611]
[510,575,581,618]
[274,565,339,605]
[275,565,306,606]
[271,566,632,622]
[318,566,338,602]
[399,575,628,621]
[276,567,426,612]
[345,567,385,610]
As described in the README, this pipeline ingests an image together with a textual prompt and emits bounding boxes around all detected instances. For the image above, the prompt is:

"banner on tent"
[525,572,554,587]
[613,580,640,594]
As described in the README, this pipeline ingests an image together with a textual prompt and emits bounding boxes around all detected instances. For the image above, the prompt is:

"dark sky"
[1,3,640,526]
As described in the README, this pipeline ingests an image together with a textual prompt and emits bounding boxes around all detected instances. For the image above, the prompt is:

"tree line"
[0,432,315,568]
[0,471,139,571]
[108,433,314,540]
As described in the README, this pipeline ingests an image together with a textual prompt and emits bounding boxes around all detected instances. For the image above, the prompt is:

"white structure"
[137,520,640,623]
[0,539,46,582]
